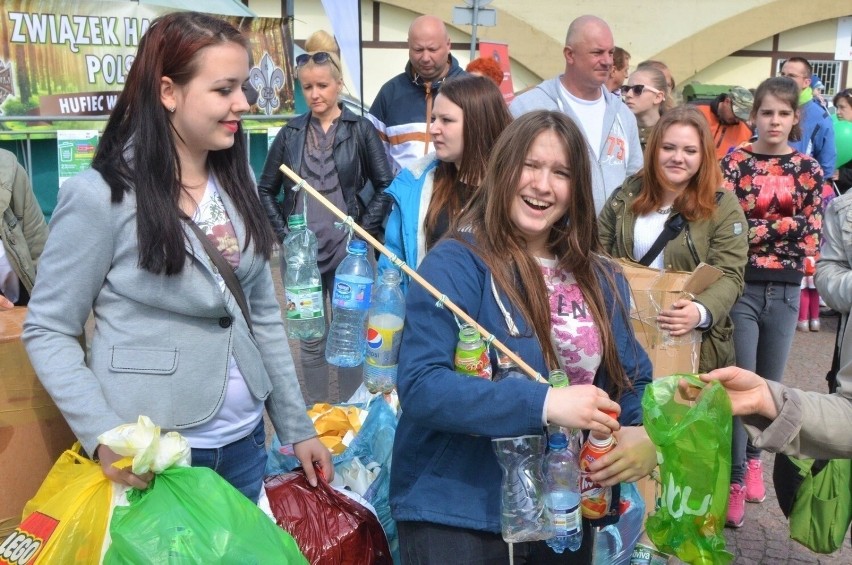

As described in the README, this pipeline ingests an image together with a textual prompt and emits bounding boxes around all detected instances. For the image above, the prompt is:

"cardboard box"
[619,261,723,379]
[0,307,76,536]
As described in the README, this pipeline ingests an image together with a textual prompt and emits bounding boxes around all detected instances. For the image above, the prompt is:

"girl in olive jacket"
[599,106,749,372]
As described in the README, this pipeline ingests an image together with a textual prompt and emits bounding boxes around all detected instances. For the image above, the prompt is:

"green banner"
[0,1,294,135]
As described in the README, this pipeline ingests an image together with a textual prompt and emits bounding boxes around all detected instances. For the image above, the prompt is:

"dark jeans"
[729,281,800,484]
[190,419,267,503]
[280,257,363,404]
[397,520,593,565]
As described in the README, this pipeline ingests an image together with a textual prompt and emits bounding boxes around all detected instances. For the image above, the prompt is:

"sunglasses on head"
[295,51,340,72]
[619,84,662,97]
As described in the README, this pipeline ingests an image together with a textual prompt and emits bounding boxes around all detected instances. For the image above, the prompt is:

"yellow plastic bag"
[308,403,363,455]
[0,444,112,564]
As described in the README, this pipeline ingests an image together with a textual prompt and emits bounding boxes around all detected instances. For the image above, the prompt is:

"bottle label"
[365,317,404,367]
[285,285,324,320]
[455,347,492,379]
[552,505,581,534]
[579,441,614,519]
[332,275,372,310]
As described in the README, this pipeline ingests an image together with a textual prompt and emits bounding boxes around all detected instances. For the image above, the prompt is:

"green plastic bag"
[774,454,852,554]
[104,466,307,564]
[642,375,733,565]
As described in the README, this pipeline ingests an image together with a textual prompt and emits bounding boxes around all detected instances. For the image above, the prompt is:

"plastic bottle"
[282,215,325,339]
[544,432,583,553]
[363,269,405,393]
[326,240,374,367]
[547,369,582,452]
[492,435,552,543]
[579,433,616,519]
[454,325,492,379]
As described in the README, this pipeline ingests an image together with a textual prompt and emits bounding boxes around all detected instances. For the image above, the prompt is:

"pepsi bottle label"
[365,314,403,367]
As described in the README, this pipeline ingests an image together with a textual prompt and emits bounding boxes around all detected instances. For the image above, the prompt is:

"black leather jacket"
[258,104,394,241]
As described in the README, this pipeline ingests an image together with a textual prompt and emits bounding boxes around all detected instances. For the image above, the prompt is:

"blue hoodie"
[389,238,652,533]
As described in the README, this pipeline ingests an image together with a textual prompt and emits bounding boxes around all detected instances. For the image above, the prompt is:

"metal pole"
[468,0,479,61]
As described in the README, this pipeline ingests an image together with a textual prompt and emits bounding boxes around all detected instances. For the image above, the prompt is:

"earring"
[168,105,176,113]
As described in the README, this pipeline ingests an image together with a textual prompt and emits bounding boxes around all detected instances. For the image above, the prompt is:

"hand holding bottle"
[545,385,620,436]
[585,425,657,486]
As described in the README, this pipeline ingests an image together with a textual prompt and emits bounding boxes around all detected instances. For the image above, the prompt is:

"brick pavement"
[273,255,852,563]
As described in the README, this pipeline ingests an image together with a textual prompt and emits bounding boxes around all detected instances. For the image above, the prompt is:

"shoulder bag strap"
[184,219,253,334]
[638,213,687,266]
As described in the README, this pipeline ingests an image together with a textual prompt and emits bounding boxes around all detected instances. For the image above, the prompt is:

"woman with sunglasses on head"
[391,111,653,564]
[599,105,748,374]
[258,37,393,405]
[620,66,668,151]
[22,12,332,500]
[377,75,512,292]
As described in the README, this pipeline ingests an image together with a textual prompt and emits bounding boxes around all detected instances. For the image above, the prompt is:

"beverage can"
[579,434,615,519]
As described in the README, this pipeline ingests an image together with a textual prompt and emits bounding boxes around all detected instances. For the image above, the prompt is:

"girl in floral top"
[720,76,823,528]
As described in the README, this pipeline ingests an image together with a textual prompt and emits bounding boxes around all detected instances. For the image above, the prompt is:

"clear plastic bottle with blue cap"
[545,432,583,553]
[326,239,373,367]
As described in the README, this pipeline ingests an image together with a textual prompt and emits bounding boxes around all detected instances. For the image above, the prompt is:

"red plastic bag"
[265,467,392,565]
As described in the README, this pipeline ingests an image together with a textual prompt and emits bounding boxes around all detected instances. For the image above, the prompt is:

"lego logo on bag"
[0,512,59,565]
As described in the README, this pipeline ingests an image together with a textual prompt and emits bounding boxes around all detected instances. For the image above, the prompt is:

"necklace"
[656,205,673,215]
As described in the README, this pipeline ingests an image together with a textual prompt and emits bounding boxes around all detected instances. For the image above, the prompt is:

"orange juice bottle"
[579,433,615,519]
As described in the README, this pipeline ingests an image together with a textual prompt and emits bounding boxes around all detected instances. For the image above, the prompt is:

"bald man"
[510,15,642,213]
[368,15,467,174]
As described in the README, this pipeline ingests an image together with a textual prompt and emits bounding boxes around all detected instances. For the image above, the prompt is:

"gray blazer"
[23,168,316,456]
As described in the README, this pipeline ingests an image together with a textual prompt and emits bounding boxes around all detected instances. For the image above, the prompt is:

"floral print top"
[539,258,602,385]
[720,146,822,284]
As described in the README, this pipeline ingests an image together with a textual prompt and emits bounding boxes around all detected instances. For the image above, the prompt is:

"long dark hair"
[634,105,720,221]
[424,75,512,246]
[454,111,631,398]
[92,11,273,275]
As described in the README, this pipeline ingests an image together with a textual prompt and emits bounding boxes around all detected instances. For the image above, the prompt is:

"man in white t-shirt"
[510,15,642,214]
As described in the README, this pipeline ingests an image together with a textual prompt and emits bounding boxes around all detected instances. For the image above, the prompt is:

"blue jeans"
[190,419,267,503]
[729,281,800,484]
[397,521,593,564]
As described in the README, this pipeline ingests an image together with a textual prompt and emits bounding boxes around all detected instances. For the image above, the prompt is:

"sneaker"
[745,459,766,502]
[810,320,821,332]
[796,320,809,332]
[726,484,746,528]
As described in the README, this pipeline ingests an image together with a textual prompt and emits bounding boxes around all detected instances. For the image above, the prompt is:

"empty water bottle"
[282,215,324,339]
[326,240,373,367]
[492,435,552,543]
[545,432,583,553]
[363,269,405,393]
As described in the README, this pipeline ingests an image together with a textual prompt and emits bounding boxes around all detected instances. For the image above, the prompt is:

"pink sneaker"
[726,483,746,528]
[745,459,766,502]
[725,484,745,528]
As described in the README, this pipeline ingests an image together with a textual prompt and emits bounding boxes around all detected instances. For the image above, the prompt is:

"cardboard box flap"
[682,262,724,296]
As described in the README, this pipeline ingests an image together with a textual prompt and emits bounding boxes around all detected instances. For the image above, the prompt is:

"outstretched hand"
[294,436,334,487]
[697,366,777,419]
[546,384,621,437]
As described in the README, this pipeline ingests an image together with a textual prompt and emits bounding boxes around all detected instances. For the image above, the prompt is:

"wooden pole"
[279,164,547,384]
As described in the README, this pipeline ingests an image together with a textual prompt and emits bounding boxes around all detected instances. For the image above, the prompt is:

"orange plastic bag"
[0,445,112,564]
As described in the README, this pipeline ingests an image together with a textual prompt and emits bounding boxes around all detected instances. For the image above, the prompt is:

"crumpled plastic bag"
[265,466,392,565]
[642,375,733,565]
[594,482,646,564]
[97,415,190,474]
[308,403,365,455]
[332,457,382,496]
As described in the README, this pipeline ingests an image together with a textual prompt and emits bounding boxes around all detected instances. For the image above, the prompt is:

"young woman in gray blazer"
[22,11,332,502]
